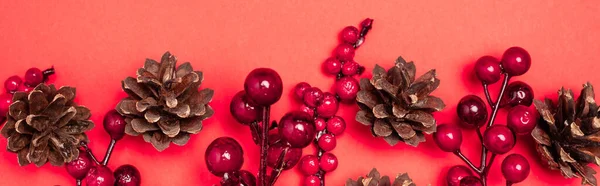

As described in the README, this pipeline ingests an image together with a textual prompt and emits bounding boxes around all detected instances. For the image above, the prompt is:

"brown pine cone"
[533,82,600,186]
[345,168,416,186]
[356,56,445,146]
[1,84,93,167]
[116,52,214,151]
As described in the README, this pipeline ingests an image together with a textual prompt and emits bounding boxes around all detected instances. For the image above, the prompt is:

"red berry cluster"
[434,47,535,186]
[0,67,55,124]
[65,110,141,186]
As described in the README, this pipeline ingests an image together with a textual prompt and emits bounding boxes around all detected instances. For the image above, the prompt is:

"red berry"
[300,104,314,118]
[433,124,463,152]
[299,155,319,175]
[205,137,244,176]
[114,164,141,186]
[267,134,302,170]
[326,116,346,135]
[303,87,323,108]
[316,92,338,118]
[230,91,263,124]
[65,151,93,180]
[501,47,531,76]
[501,81,534,107]
[17,84,32,93]
[86,166,115,186]
[319,153,338,172]
[304,175,320,186]
[507,105,537,135]
[457,95,488,128]
[341,61,359,76]
[361,18,373,28]
[104,110,127,140]
[0,93,13,117]
[334,43,355,61]
[279,111,316,148]
[446,165,474,186]
[335,77,359,102]
[294,82,312,100]
[340,26,359,44]
[24,68,44,87]
[314,118,326,131]
[318,133,336,151]
[483,125,516,154]
[244,68,283,106]
[323,58,342,75]
[221,170,257,186]
[4,76,22,93]
[501,154,530,183]
[459,176,482,186]
[474,56,502,84]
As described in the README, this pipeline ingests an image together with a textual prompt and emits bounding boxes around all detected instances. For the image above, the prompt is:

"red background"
[1,1,599,185]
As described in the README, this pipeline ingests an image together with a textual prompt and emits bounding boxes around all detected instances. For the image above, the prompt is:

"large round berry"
[294,82,312,100]
[103,110,127,140]
[319,153,338,172]
[501,154,530,184]
[340,26,359,44]
[244,68,283,106]
[483,125,516,154]
[434,124,463,152]
[501,81,534,107]
[4,76,22,93]
[474,56,502,84]
[457,95,488,128]
[114,164,141,186]
[446,165,474,186]
[326,116,346,135]
[304,175,320,186]
[24,68,44,87]
[0,93,13,117]
[303,87,323,108]
[65,151,93,180]
[205,137,244,176]
[507,105,537,135]
[279,111,316,148]
[314,118,326,131]
[299,155,319,175]
[316,92,338,118]
[230,91,263,124]
[459,176,482,186]
[335,77,359,102]
[341,61,359,76]
[323,58,342,75]
[501,47,531,77]
[318,133,336,151]
[86,166,115,186]
[267,134,302,170]
[334,43,355,61]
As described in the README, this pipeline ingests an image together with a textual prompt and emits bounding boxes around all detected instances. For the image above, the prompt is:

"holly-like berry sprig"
[1,67,55,125]
[434,47,535,186]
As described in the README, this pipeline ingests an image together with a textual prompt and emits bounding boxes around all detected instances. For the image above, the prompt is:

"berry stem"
[76,179,81,186]
[486,74,510,128]
[80,141,100,165]
[354,18,373,49]
[259,106,271,186]
[42,66,55,83]
[268,148,288,186]
[453,150,482,173]
[482,83,495,107]
[102,139,117,166]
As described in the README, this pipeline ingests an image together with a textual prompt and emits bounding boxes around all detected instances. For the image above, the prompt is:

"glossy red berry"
[326,116,346,135]
[103,110,127,140]
[501,81,534,107]
[114,164,141,186]
[314,118,326,131]
[335,77,359,102]
[205,137,244,176]
[483,125,516,154]
[457,95,488,128]
[318,133,336,151]
[86,166,115,186]
[65,151,93,180]
[279,111,316,148]
[507,105,537,135]
[300,104,314,118]
[267,134,302,170]
[474,56,502,84]
[501,47,531,77]
[341,61,359,76]
[0,93,13,117]
[446,165,474,186]
[4,76,22,93]
[299,155,320,175]
[501,154,530,184]
[303,87,323,108]
[294,82,312,100]
[334,43,355,61]
[319,153,338,172]
[459,176,483,186]
[316,92,338,118]
[304,175,320,186]
[244,68,283,106]
[340,26,359,44]
[323,58,342,75]
[230,91,263,124]
[24,68,44,87]
[434,124,463,152]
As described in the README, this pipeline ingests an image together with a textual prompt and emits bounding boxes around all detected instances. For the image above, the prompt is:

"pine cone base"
[346,168,416,186]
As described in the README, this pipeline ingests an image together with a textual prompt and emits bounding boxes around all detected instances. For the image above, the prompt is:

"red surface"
[0,1,599,185]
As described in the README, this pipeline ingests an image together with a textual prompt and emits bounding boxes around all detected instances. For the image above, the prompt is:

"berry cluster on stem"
[1,67,55,125]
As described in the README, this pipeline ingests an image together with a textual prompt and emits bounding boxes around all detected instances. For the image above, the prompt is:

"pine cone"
[0,84,93,167]
[532,82,600,186]
[356,57,445,146]
[345,168,416,186]
[116,52,214,151]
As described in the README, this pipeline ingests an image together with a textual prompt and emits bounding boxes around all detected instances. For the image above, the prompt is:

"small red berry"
[446,165,474,186]
[0,93,13,117]
[326,116,346,135]
[303,87,323,108]
[230,91,263,124]
[279,111,316,148]
[300,104,314,118]
[304,175,320,186]
[318,133,336,151]
[65,151,93,180]
[294,82,312,100]
[457,95,488,129]
[103,110,127,140]
[501,81,534,107]
[316,92,338,118]
[4,76,22,93]
[314,118,326,131]
[244,68,283,106]
[474,56,502,84]
[340,26,359,44]
[334,43,355,61]
[483,125,516,154]
[433,124,463,152]
[319,153,338,172]
[205,137,244,176]
[501,47,531,77]
[501,154,530,184]
[299,155,319,175]
[341,61,359,76]
[86,166,116,186]
[507,105,537,135]
[335,77,359,102]
[24,68,44,87]
[323,58,342,75]
[114,164,141,186]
